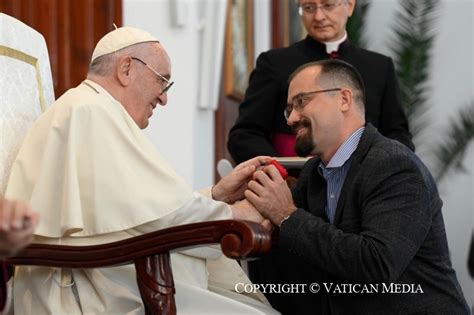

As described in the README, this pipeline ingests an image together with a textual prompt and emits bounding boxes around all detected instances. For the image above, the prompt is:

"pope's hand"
[231,198,273,232]
[0,198,39,258]
[212,156,271,204]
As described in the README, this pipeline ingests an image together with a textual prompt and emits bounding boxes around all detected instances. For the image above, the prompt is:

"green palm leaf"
[433,102,474,182]
[390,0,440,142]
[346,0,371,49]
[348,0,471,182]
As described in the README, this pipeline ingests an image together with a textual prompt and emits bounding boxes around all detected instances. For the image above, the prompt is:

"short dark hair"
[289,59,366,112]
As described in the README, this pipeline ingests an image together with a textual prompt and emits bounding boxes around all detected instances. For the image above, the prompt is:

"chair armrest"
[6,220,271,315]
[6,220,271,267]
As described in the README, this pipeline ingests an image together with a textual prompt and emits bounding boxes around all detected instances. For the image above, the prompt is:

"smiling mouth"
[293,119,311,137]
[148,104,156,117]
[295,127,307,137]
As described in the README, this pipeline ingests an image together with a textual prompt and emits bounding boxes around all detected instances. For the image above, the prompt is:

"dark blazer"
[228,36,414,164]
[265,124,468,314]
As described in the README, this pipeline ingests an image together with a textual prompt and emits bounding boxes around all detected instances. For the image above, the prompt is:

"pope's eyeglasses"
[131,57,174,95]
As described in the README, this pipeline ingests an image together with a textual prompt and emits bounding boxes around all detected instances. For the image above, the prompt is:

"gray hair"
[88,44,146,76]
[88,52,120,76]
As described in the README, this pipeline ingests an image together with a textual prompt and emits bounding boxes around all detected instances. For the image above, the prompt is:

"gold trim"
[0,45,47,112]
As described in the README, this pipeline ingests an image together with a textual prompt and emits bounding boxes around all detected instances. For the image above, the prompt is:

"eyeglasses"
[131,57,174,95]
[284,88,341,120]
[298,1,345,16]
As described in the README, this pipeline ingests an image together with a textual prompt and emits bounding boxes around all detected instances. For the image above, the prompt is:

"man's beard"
[293,119,315,157]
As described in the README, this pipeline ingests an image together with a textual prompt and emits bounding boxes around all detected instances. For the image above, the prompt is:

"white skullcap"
[91,26,159,62]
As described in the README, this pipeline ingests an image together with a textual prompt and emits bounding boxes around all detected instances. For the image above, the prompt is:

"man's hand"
[245,165,297,226]
[212,156,271,204]
[231,199,273,232]
[0,198,39,258]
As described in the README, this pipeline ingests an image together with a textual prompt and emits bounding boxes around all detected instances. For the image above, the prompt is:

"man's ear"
[340,88,353,112]
[347,0,356,17]
[116,56,132,86]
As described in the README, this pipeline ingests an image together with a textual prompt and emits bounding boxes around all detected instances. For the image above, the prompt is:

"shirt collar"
[324,127,365,168]
[323,32,348,54]
[303,33,350,56]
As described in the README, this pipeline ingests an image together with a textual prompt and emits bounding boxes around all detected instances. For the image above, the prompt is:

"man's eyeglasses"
[131,57,174,95]
[284,88,341,120]
[298,1,345,16]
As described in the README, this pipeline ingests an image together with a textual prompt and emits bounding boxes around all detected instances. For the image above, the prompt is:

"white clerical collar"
[323,32,347,54]
[82,79,120,104]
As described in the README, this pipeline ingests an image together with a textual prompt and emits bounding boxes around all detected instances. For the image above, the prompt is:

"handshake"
[212,157,297,231]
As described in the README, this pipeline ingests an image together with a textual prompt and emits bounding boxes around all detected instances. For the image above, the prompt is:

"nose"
[157,91,168,106]
[286,109,300,127]
[313,7,326,21]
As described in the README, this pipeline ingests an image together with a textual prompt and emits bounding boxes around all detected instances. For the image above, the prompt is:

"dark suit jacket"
[228,36,414,164]
[264,124,468,314]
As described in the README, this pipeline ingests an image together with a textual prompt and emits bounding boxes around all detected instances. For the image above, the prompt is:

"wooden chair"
[1,13,272,315]
[7,220,271,314]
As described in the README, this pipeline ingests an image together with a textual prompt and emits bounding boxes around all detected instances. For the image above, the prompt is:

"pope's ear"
[116,56,132,86]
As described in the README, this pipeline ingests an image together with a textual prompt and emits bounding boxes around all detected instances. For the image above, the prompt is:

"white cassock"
[5,80,276,315]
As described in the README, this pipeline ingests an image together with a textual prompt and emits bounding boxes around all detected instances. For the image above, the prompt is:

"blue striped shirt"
[318,127,365,223]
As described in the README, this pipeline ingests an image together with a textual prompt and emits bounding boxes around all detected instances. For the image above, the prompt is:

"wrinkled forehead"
[158,46,171,69]
[142,42,172,72]
[156,46,172,75]
[141,42,167,59]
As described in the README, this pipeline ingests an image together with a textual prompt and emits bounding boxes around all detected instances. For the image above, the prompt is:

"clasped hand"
[245,164,297,226]
[0,198,39,258]
[212,156,297,229]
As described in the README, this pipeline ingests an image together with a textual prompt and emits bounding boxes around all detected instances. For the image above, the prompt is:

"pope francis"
[5,27,277,314]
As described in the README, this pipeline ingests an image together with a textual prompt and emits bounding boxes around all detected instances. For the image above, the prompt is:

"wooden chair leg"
[135,253,176,315]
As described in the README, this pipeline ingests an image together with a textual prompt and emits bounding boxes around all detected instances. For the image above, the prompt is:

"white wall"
[124,0,215,189]
[124,0,270,189]
[124,0,472,307]
[253,0,271,63]
[366,0,473,306]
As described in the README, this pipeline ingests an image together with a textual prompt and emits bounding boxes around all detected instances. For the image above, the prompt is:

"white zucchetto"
[91,26,159,62]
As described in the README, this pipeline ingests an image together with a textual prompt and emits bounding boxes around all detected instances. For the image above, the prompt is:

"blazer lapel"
[307,163,330,222]
[333,124,378,224]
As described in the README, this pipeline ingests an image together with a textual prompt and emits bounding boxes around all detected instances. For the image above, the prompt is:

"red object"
[267,159,289,179]
[329,51,339,59]
[271,133,297,157]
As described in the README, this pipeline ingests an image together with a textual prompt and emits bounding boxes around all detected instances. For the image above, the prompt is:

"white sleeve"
[197,186,213,198]
[127,192,232,259]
